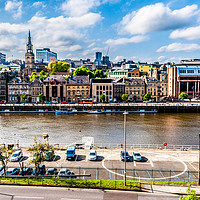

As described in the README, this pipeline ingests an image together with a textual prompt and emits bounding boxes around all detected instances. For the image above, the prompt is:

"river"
[0,113,199,146]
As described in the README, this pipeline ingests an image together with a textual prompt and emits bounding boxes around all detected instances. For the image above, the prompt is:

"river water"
[0,113,199,146]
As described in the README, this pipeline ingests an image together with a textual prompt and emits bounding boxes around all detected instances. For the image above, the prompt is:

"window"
[179,70,186,73]
[187,70,194,73]
[97,86,99,90]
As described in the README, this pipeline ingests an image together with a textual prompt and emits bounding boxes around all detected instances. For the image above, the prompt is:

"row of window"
[96,91,112,95]
[126,87,144,90]
[96,86,112,90]
[9,91,27,95]
[68,91,89,96]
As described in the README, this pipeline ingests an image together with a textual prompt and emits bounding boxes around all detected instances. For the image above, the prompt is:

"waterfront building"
[36,48,57,63]
[8,77,30,102]
[0,72,8,102]
[113,79,125,102]
[91,79,113,102]
[0,52,6,64]
[167,60,200,99]
[25,30,35,74]
[43,75,67,102]
[137,62,160,77]
[146,77,168,102]
[30,78,43,102]
[124,78,146,102]
[66,76,90,102]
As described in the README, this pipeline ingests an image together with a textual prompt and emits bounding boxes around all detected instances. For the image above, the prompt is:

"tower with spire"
[25,30,35,74]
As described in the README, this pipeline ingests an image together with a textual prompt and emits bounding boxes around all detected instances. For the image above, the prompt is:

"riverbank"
[1,102,200,113]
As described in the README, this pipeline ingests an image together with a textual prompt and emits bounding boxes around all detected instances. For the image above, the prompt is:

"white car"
[89,150,97,161]
[10,149,23,162]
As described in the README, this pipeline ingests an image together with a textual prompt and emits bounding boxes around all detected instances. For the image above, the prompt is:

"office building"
[36,48,57,63]
[0,53,6,64]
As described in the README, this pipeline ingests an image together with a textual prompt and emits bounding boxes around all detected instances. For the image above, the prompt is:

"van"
[66,146,76,160]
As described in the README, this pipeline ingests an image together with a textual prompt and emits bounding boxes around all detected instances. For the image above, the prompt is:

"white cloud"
[61,0,100,17]
[157,56,166,62]
[68,45,82,51]
[5,0,23,19]
[119,3,199,35]
[170,26,200,40]
[32,1,46,8]
[157,43,200,52]
[105,35,149,46]
[114,56,124,62]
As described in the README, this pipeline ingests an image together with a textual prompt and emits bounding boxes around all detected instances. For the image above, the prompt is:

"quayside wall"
[0,102,200,113]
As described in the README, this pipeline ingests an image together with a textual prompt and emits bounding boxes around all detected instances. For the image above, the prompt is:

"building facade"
[0,72,8,102]
[30,78,43,102]
[0,52,6,64]
[36,48,57,63]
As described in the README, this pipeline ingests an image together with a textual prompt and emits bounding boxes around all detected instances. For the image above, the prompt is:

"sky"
[1,0,200,63]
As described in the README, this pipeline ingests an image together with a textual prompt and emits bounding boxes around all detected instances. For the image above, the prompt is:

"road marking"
[159,170,166,181]
[186,171,194,181]
[172,170,180,181]
[146,170,152,180]
[75,155,78,162]
[102,153,187,181]
[133,161,136,167]
[15,196,44,199]
[187,161,198,171]
[149,159,154,168]
[83,170,85,179]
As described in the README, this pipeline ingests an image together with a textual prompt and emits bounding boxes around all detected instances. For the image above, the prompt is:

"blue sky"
[1,0,200,63]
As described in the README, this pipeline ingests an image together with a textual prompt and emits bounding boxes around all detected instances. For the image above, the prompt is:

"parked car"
[52,100,58,104]
[66,146,76,161]
[0,166,4,176]
[120,150,131,162]
[33,151,43,162]
[58,168,74,177]
[32,164,46,176]
[5,168,20,176]
[61,101,68,104]
[133,152,142,162]
[45,151,56,161]
[44,101,51,104]
[19,167,33,175]
[45,168,58,176]
[89,150,97,161]
[10,149,23,162]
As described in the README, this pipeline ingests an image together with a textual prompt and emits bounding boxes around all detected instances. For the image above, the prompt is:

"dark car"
[58,168,74,178]
[19,167,33,175]
[32,164,46,176]
[45,151,56,161]
[120,150,131,162]
[45,168,58,176]
[5,168,20,176]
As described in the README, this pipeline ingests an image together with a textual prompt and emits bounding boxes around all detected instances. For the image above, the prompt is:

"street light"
[123,110,128,186]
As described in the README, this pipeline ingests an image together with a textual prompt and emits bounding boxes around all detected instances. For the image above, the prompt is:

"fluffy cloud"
[5,0,23,19]
[114,56,125,62]
[119,3,199,35]
[105,35,149,46]
[32,1,46,8]
[157,43,200,52]
[170,26,200,40]
[61,0,100,17]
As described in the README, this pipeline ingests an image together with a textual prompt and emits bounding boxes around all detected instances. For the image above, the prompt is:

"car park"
[45,151,56,161]
[19,167,33,175]
[89,150,97,161]
[58,168,74,178]
[120,150,131,162]
[66,146,76,160]
[5,168,20,176]
[133,152,142,161]
[45,168,58,176]
[10,149,23,162]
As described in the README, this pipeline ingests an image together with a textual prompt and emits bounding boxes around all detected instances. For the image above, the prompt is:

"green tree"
[28,140,54,176]
[144,93,151,101]
[38,93,45,102]
[50,70,56,75]
[49,61,70,72]
[21,94,27,102]
[179,187,200,200]
[100,94,105,102]
[179,92,188,101]
[121,94,128,102]
[0,145,14,176]
[30,72,39,82]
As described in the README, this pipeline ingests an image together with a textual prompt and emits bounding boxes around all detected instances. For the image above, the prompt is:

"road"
[0,185,179,200]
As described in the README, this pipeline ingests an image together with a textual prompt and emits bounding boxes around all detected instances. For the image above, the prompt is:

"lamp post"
[123,110,128,186]
[199,133,200,185]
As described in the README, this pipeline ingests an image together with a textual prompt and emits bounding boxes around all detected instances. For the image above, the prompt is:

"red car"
[61,101,68,104]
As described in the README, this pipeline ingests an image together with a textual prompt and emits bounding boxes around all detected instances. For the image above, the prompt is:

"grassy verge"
[0,178,140,191]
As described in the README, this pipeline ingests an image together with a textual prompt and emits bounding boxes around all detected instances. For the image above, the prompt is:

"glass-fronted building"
[36,48,57,63]
[0,52,6,64]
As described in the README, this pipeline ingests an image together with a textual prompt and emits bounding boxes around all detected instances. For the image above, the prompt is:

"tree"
[21,94,27,102]
[49,61,70,72]
[38,93,45,102]
[28,140,54,176]
[179,92,188,101]
[179,187,200,199]
[121,94,128,102]
[0,145,14,176]
[30,72,39,82]
[100,94,105,102]
[144,93,151,101]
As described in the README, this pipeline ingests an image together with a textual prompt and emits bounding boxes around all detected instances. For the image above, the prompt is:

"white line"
[134,161,136,167]
[102,153,187,181]
[150,159,154,168]
[15,196,44,199]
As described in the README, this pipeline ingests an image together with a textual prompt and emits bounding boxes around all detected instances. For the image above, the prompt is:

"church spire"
[28,30,31,45]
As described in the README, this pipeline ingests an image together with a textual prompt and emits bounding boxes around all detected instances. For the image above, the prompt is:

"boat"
[55,109,75,115]
[129,109,158,114]
[87,110,102,114]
